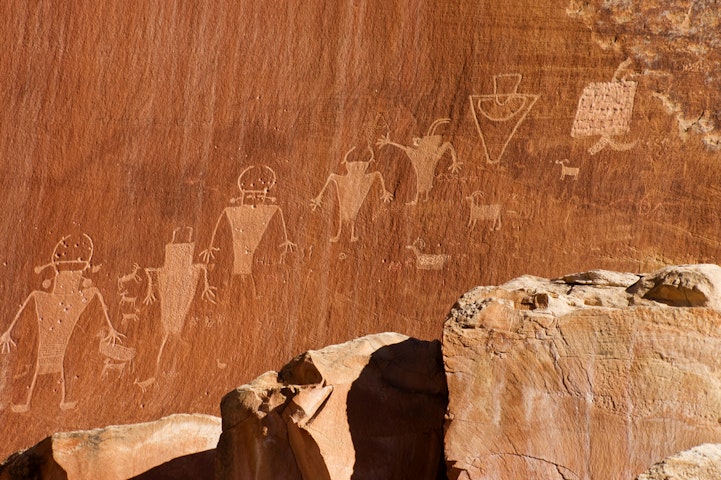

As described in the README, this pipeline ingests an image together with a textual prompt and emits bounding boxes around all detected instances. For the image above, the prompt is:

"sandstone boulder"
[636,444,721,480]
[0,413,221,480]
[216,332,447,480]
[443,265,721,480]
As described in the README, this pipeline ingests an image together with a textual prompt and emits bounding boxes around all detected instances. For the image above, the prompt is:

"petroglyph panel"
[3,0,721,462]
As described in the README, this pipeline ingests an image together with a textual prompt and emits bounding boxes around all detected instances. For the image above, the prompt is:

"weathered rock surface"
[636,444,721,480]
[7,0,721,461]
[216,332,447,480]
[443,265,721,480]
[0,413,220,480]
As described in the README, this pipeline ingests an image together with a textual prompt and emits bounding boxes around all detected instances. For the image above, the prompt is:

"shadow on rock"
[347,338,449,480]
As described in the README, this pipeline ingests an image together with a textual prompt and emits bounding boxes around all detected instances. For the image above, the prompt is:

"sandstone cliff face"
[6,0,721,460]
[0,413,220,480]
[216,332,447,480]
[443,265,721,479]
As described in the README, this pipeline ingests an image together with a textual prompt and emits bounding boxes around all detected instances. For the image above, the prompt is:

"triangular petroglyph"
[469,74,539,164]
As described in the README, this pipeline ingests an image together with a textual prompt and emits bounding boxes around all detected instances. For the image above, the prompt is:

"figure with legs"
[377,118,461,205]
[140,227,215,385]
[201,166,295,274]
[311,146,393,242]
[0,234,124,412]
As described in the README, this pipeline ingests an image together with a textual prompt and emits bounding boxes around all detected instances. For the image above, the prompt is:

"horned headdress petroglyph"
[377,118,461,205]
[311,146,393,242]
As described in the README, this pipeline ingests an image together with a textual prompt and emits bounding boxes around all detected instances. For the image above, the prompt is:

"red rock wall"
[1,0,720,458]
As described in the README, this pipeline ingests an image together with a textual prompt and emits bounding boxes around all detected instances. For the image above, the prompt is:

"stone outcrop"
[636,444,721,480]
[216,332,447,480]
[0,413,220,480]
[443,264,721,479]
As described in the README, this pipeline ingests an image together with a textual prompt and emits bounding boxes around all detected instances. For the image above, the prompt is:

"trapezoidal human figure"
[311,146,393,242]
[140,227,216,386]
[377,118,461,205]
[0,234,126,412]
[201,165,296,278]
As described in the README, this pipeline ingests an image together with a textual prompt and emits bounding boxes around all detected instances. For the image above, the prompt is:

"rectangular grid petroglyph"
[571,81,637,138]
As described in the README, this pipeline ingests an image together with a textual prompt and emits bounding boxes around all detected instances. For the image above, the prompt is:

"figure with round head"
[311,146,394,242]
[0,233,126,412]
[200,165,296,278]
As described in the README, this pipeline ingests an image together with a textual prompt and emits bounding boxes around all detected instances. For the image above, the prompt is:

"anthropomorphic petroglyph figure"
[377,118,461,205]
[142,227,215,383]
[201,166,296,276]
[555,159,580,180]
[571,60,638,155]
[469,74,540,164]
[311,146,393,242]
[0,234,127,412]
[466,191,502,231]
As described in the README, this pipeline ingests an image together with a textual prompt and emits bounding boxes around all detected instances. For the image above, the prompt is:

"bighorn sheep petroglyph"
[555,159,579,180]
[466,191,502,231]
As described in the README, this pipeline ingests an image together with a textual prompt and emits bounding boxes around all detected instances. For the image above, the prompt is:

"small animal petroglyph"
[377,118,461,205]
[122,312,140,324]
[119,292,138,310]
[466,191,502,231]
[101,358,130,379]
[555,159,580,180]
[469,74,539,164]
[311,146,393,242]
[406,239,449,271]
[134,376,157,393]
[117,263,142,294]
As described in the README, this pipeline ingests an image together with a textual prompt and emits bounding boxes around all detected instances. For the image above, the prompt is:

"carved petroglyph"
[0,234,129,412]
[571,64,638,155]
[101,358,129,379]
[311,147,393,242]
[406,238,449,270]
[142,227,215,382]
[469,74,539,164]
[466,192,502,231]
[377,118,461,205]
[568,3,721,147]
[555,159,580,180]
[118,263,142,293]
[201,166,296,275]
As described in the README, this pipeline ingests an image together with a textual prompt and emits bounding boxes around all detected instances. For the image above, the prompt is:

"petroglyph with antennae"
[572,59,638,155]
[377,118,461,205]
[200,165,296,275]
[311,146,393,242]
[141,227,215,384]
[0,234,131,412]
[470,74,539,164]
